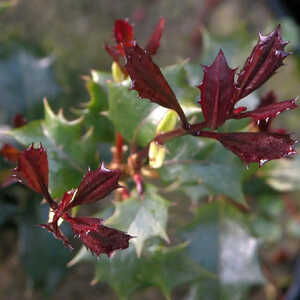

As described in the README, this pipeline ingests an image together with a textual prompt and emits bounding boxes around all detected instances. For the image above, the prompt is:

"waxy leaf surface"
[66,164,121,209]
[106,184,169,256]
[124,43,188,126]
[237,25,289,99]
[14,144,49,195]
[212,131,296,166]
[184,202,264,300]
[233,98,297,122]
[66,216,132,257]
[198,50,237,129]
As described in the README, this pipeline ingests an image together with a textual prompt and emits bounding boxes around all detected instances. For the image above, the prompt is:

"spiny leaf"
[183,202,265,300]
[197,50,237,129]
[65,163,121,210]
[237,25,289,99]
[105,184,169,256]
[124,43,188,127]
[65,216,133,257]
[233,98,297,122]
[14,144,49,195]
[145,17,165,55]
[208,131,297,166]
[10,100,98,198]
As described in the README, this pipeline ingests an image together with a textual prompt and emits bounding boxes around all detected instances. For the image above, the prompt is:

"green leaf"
[266,147,300,191]
[183,202,265,300]
[93,245,142,300]
[138,243,205,300]
[86,78,108,112]
[73,75,114,143]
[9,100,98,198]
[161,138,246,205]
[162,62,199,108]
[106,184,170,256]
[83,242,205,300]
[108,81,163,146]
[18,198,71,294]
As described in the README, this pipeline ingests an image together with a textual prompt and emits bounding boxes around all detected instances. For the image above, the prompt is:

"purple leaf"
[65,216,133,257]
[204,131,297,166]
[64,163,121,210]
[197,50,237,129]
[237,25,289,99]
[145,17,165,55]
[124,42,188,127]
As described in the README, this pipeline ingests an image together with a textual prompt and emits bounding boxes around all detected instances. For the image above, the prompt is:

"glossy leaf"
[237,25,289,99]
[145,17,165,55]
[162,62,200,109]
[65,164,121,210]
[106,184,169,256]
[233,98,297,122]
[197,50,237,129]
[66,216,132,257]
[160,138,245,204]
[210,131,296,166]
[14,144,49,195]
[10,100,98,198]
[124,43,188,127]
[183,202,265,300]
[108,81,158,146]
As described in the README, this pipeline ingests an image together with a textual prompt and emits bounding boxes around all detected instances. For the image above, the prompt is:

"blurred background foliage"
[0,0,300,299]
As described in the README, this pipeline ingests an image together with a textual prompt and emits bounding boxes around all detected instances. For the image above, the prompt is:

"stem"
[133,120,208,165]
[114,132,124,164]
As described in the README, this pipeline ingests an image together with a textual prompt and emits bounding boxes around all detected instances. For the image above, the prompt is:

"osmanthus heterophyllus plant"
[0,17,298,299]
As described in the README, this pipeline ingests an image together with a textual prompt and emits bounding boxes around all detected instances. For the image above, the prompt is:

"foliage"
[0,17,299,300]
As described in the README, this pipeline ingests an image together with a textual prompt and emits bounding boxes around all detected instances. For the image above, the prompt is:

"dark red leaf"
[13,113,27,128]
[114,19,134,44]
[255,91,279,132]
[14,144,49,194]
[64,163,121,210]
[197,49,237,129]
[40,222,73,250]
[124,42,188,127]
[145,17,165,55]
[0,144,20,163]
[233,98,297,122]
[65,216,133,257]
[105,44,128,75]
[202,131,296,166]
[54,189,76,217]
[13,144,56,208]
[237,25,289,99]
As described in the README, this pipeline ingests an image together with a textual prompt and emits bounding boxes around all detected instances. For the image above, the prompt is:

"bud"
[112,61,127,83]
[148,141,166,169]
[156,110,177,134]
